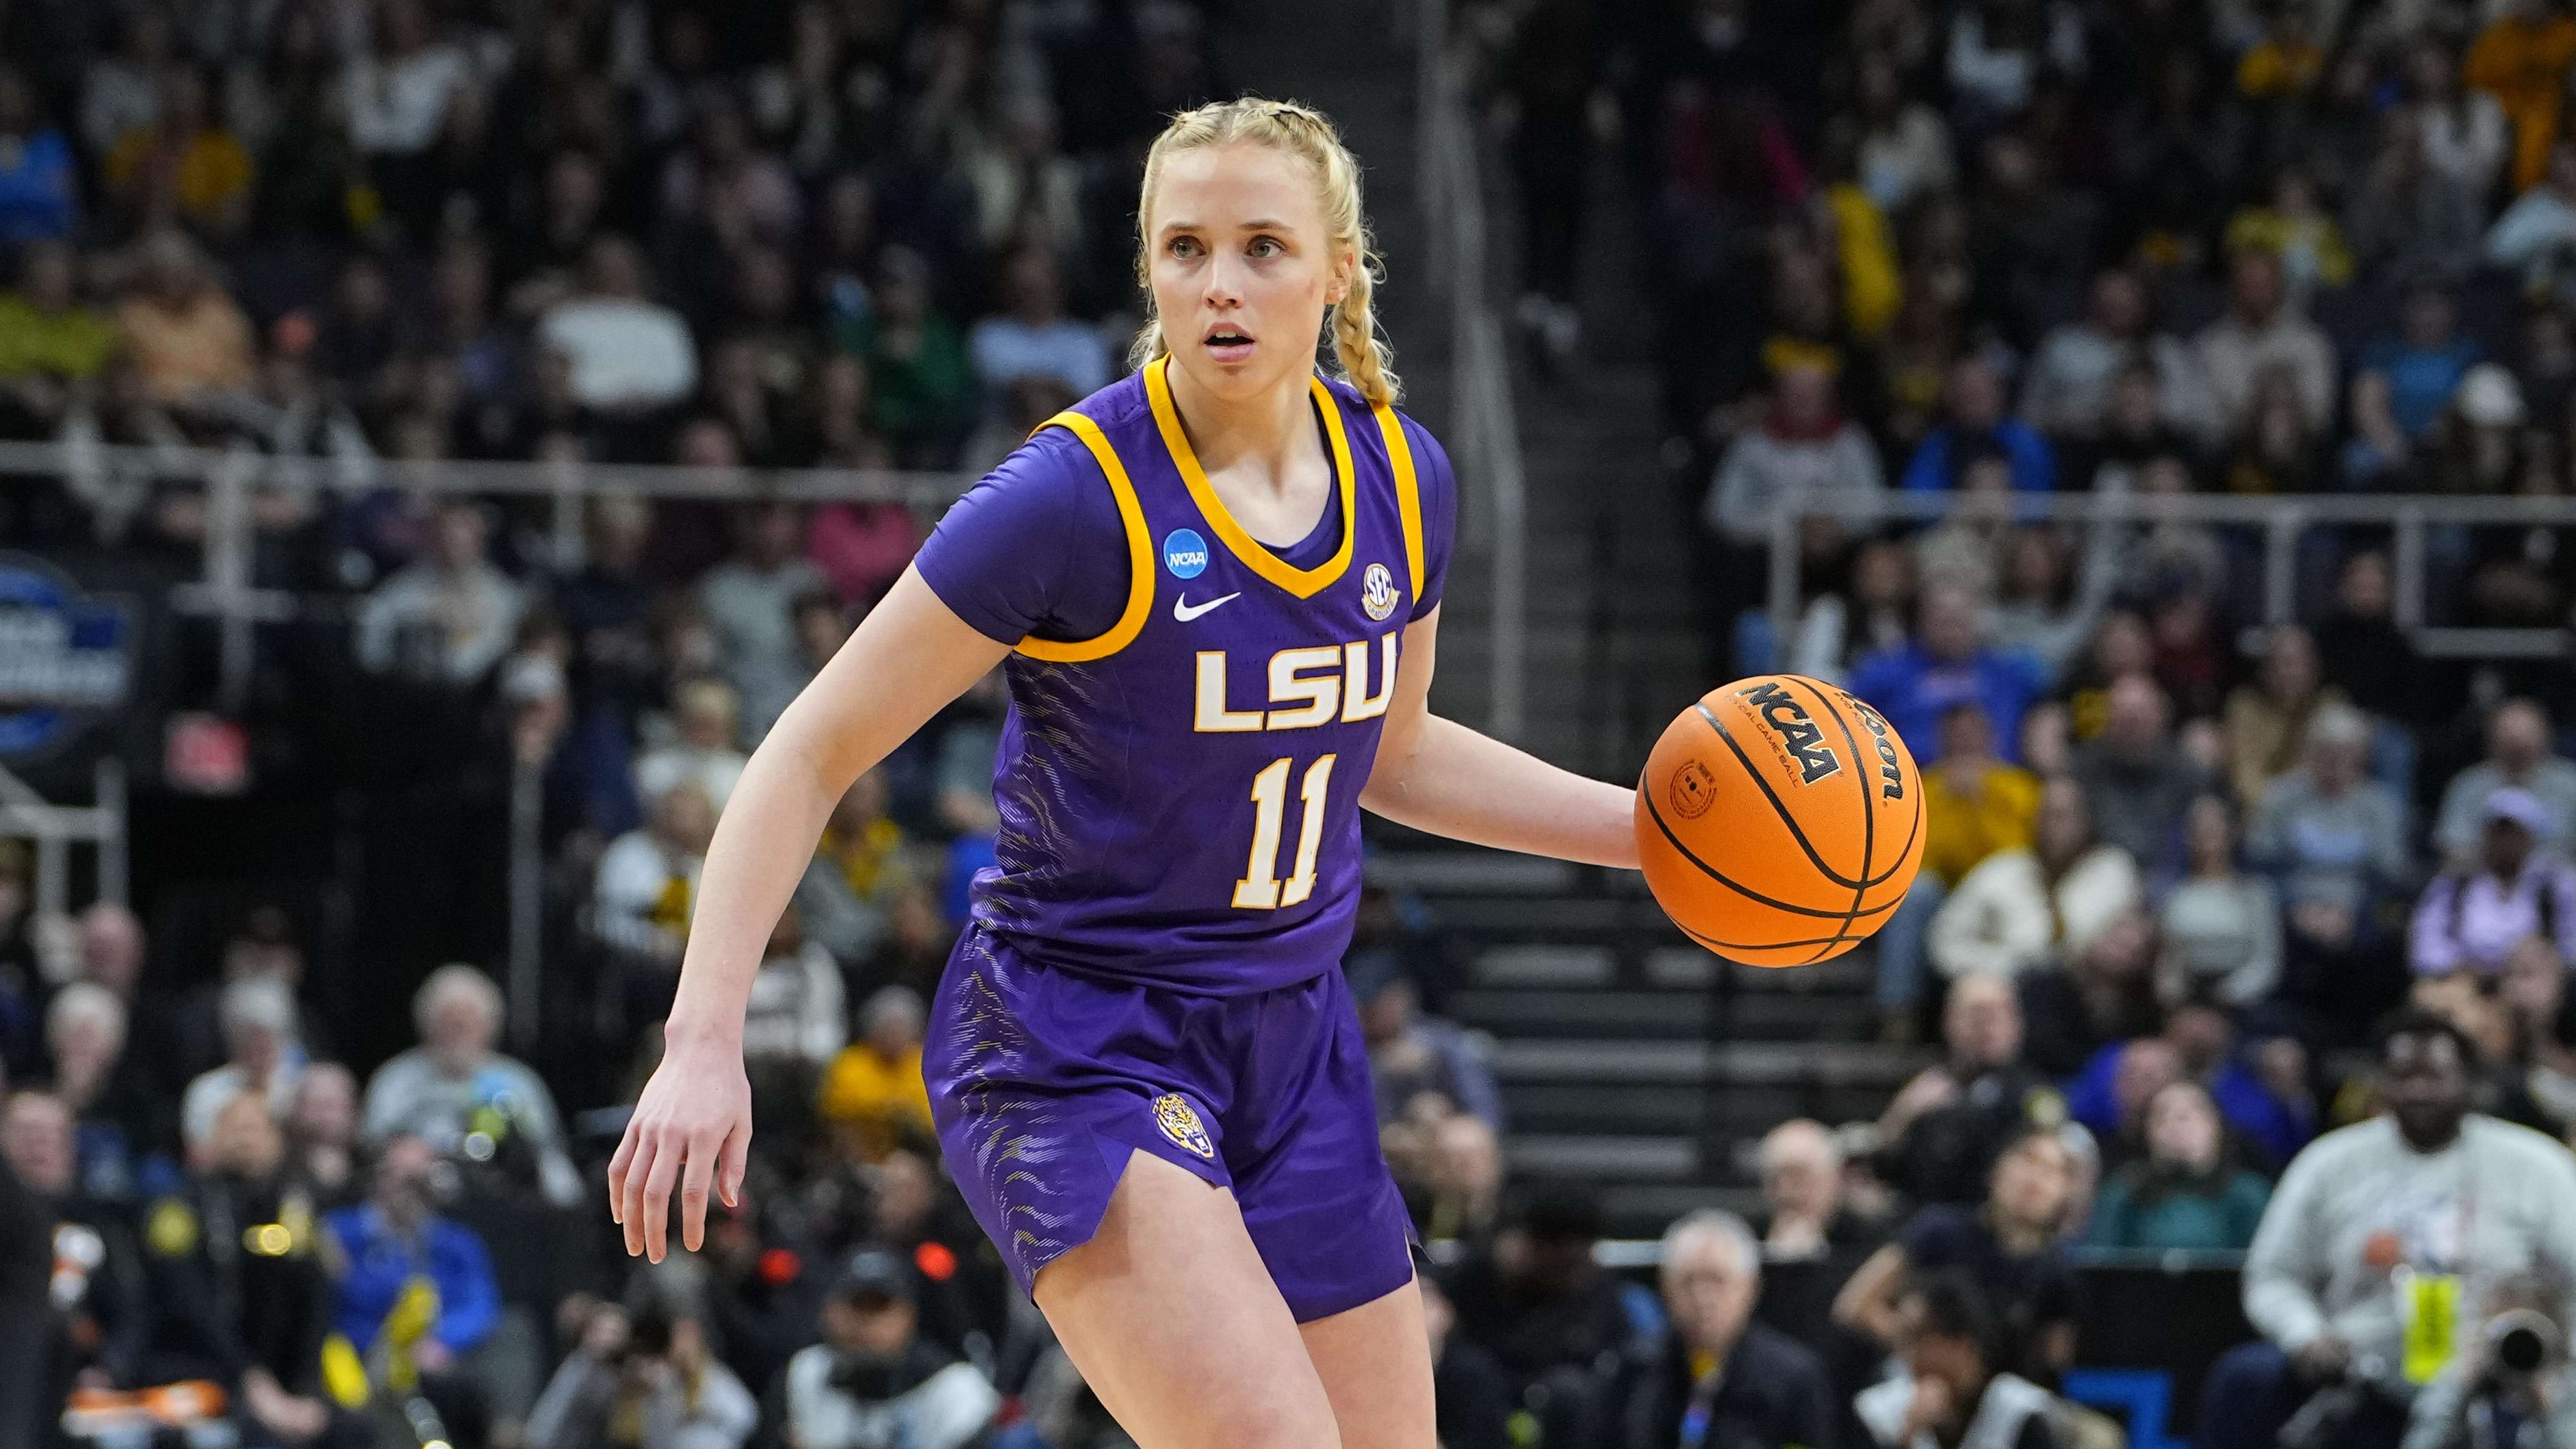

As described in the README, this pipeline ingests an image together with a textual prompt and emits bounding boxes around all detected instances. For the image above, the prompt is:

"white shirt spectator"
[355,558,527,685]
[1857,105,1956,214]
[2487,181,2576,276]
[743,940,847,1066]
[634,747,746,815]
[594,825,700,962]
[2197,308,2339,432]
[2019,329,2223,445]
[342,43,470,155]
[538,302,699,411]
[2417,94,2510,196]
[1929,843,2142,979]
[967,315,1111,399]
[783,1348,997,1449]
[364,1045,583,1205]
[181,1060,303,1151]
[2246,1116,2576,1382]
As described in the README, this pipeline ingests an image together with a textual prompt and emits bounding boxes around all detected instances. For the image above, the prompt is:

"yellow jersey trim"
[1144,355,1356,600]
[1370,404,1426,603]
[1013,410,1155,663]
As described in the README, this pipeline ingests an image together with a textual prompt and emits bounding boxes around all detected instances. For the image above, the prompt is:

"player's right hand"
[606,1037,752,1262]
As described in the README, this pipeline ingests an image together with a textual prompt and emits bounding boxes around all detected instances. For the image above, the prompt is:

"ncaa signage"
[0,554,133,758]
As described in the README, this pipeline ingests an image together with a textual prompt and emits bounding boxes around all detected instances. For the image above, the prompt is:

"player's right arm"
[609,564,1009,1261]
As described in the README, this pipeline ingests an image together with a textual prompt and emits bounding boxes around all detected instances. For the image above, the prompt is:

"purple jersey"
[915,357,1444,995]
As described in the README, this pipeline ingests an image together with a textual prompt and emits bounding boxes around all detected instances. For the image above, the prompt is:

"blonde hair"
[1129,97,1399,407]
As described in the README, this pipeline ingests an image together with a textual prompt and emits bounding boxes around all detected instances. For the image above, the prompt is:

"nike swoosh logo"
[1172,591,1241,622]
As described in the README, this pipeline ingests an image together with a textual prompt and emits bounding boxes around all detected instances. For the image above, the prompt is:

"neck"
[1988,1210,2052,1253]
[1162,357,1316,485]
[2401,1118,2464,1153]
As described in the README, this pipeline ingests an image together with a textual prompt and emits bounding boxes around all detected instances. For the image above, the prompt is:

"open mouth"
[1204,326,1256,359]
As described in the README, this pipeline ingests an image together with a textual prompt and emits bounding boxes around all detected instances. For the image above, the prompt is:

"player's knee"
[1202,1399,1339,1449]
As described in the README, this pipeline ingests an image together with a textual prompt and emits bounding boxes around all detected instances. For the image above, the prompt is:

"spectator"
[781,1248,999,1449]
[115,229,256,421]
[2224,166,2356,306]
[2434,698,2576,862]
[1837,1127,2083,1383]
[636,679,750,815]
[2086,1080,2272,1251]
[1614,1209,1836,1449]
[2401,1271,2576,1449]
[137,1092,338,1443]
[2197,248,2337,433]
[355,498,529,687]
[0,240,115,443]
[43,982,157,1202]
[1882,702,2040,1036]
[361,964,582,1207]
[1421,1274,1514,1449]
[1849,584,2048,767]
[967,245,1110,404]
[2017,907,2165,1079]
[1703,361,1890,548]
[817,986,932,1160]
[1931,776,2143,981]
[742,905,845,1073]
[2223,626,2347,812]
[1853,51,1955,214]
[2205,1010,2576,1449]
[697,503,829,743]
[1351,953,1504,1132]
[2313,552,2425,726]
[527,1305,758,1449]
[1879,973,2061,1207]
[1443,1193,1640,1449]
[2412,786,2576,979]
[2463,0,2576,194]
[177,976,302,1155]
[2019,267,2219,446]
[285,1062,359,1210]
[2070,671,2208,870]
[2,1090,148,1397]
[329,1136,511,1370]
[795,769,914,964]
[2358,282,2485,452]
[538,237,699,413]
[2068,1002,2313,1168]
[0,68,75,244]
[1853,1272,2076,1449]
[2250,704,2412,1018]
[1753,1118,1885,1368]
[1407,1112,1504,1245]
[102,66,252,238]
[78,8,171,162]
[2161,793,2284,1008]
[1899,356,2055,493]
[2486,138,2576,289]
[859,246,974,464]
[593,780,716,967]
[2493,936,2576,1139]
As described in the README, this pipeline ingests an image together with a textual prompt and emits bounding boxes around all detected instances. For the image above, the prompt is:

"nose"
[1202,249,1247,310]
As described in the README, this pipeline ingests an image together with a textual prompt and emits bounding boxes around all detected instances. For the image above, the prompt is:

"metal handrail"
[1417,0,1528,740]
[1763,488,2576,654]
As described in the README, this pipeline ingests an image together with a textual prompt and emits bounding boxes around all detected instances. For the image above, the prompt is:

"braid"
[1131,97,1400,407]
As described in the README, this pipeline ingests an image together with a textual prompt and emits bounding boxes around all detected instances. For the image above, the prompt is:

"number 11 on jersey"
[1234,754,1338,910]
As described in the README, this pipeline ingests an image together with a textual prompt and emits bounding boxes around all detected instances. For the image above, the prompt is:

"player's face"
[1147,142,1350,401]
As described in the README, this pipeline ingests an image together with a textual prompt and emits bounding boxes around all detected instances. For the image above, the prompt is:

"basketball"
[1634,675,1925,966]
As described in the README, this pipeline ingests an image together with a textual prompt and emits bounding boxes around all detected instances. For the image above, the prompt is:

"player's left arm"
[1358,605,1640,869]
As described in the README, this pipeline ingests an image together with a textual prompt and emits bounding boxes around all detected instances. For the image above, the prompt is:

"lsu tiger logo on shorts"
[1151,1092,1216,1159]
[1361,562,1400,622]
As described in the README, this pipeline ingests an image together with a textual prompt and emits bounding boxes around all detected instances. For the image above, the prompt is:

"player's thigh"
[1033,1150,1341,1449]
[1298,1275,1438,1449]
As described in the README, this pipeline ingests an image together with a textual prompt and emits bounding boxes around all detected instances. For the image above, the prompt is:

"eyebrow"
[1156,217,1301,235]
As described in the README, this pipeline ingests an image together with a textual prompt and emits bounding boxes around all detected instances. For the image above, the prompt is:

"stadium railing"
[1417,0,1528,741]
[1767,489,2576,660]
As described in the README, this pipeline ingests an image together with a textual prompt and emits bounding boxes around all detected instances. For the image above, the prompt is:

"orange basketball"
[1634,675,1925,966]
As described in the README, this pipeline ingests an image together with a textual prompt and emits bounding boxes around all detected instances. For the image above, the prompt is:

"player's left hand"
[606,1034,754,1261]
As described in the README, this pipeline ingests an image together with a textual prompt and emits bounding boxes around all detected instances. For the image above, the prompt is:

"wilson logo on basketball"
[1840,691,1907,802]
[1736,680,1842,785]
[1669,758,1717,819]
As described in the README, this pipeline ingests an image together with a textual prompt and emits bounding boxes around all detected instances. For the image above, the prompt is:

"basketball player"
[608,99,1639,1448]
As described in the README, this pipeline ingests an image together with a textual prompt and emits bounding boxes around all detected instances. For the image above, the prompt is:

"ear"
[1324,244,1356,307]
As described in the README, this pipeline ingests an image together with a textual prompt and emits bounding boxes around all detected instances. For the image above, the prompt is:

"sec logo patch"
[1151,1092,1216,1159]
[1361,562,1400,621]
[1163,528,1210,580]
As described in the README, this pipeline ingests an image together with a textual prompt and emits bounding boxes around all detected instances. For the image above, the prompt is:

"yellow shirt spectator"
[1922,759,2042,888]
[818,1042,932,1157]
[0,293,116,382]
[2466,11,2576,194]
[105,127,253,231]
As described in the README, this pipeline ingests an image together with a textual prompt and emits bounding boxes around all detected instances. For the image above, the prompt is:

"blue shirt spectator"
[1899,355,2055,492]
[2358,285,2480,440]
[2065,1027,2313,1171]
[325,1136,502,1359]
[1848,585,2047,764]
[0,69,75,244]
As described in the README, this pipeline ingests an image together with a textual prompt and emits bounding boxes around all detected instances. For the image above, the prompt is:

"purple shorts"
[924,925,1417,1322]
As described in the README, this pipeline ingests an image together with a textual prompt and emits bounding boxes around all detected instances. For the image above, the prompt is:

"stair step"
[1641,945,1873,992]
[1474,944,1614,987]
[1506,1134,1700,1179]
[1453,989,1878,1040]
[1492,1038,1931,1085]
[1369,852,1580,895]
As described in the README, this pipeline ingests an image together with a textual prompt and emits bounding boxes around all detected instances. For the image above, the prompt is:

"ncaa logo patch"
[1163,528,1210,580]
[1150,1092,1216,1159]
[1361,562,1400,621]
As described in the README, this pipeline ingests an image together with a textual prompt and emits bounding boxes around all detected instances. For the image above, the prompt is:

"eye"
[1166,235,1202,259]
[1247,236,1284,259]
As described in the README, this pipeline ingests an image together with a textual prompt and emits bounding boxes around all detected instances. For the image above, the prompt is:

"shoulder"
[1740,1321,1826,1381]
[2290,1116,2395,1173]
[1901,1203,1977,1257]
[2467,1116,2576,1180]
